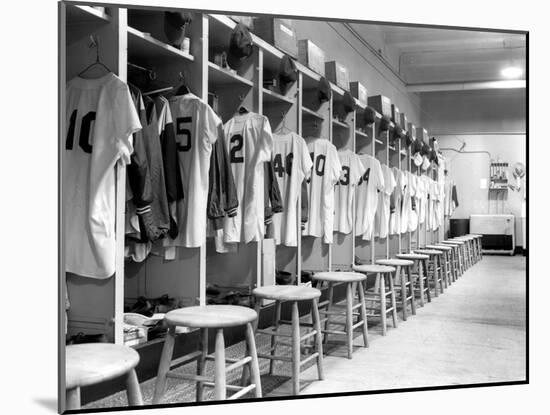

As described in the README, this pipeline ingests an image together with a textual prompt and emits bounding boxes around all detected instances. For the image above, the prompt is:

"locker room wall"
[437,134,526,247]
[292,19,422,126]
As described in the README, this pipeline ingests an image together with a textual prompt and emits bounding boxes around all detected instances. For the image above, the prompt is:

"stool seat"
[66,344,140,390]
[414,249,443,256]
[426,244,452,251]
[396,253,429,260]
[165,305,258,329]
[313,271,366,283]
[376,259,414,267]
[442,240,464,245]
[253,285,321,301]
[352,264,395,273]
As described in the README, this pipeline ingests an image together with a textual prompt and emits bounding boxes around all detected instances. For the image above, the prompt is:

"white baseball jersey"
[334,150,365,234]
[417,175,428,225]
[65,73,139,278]
[407,172,419,232]
[355,154,385,240]
[223,113,273,243]
[389,167,405,235]
[165,93,221,248]
[374,164,396,238]
[272,132,312,246]
[303,138,342,243]
[400,170,410,234]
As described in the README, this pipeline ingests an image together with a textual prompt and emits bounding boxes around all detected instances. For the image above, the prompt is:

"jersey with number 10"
[223,113,273,243]
[303,138,342,243]
[166,93,221,248]
[272,132,313,246]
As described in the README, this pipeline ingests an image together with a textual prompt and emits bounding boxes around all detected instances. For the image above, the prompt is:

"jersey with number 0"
[355,154,385,240]
[303,138,342,243]
[334,150,364,234]
[165,93,221,248]
[65,73,140,278]
[223,113,273,243]
[272,132,312,246]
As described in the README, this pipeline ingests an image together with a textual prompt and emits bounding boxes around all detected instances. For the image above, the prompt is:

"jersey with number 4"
[272,132,313,246]
[65,73,140,278]
[303,138,342,243]
[334,150,365,234]
[223,113,273,243]
[165,93,221,248]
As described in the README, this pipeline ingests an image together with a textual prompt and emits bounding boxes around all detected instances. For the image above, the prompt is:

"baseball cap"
[413,153,423,167]
[379,115,391,132]
[363,106,377,125]
[278,55,297,95]
[343,91,356,113]
[392,125,404,144]
[318,77,332,102]
[164,11,193,48]
[227,23,254,70]
[405,131,413,147]
[420,142,431,156]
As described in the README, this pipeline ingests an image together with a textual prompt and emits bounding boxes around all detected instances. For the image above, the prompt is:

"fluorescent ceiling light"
[501,66,523,79]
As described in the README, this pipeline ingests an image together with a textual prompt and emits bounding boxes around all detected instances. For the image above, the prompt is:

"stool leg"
[398,265,407,321]
[126,369,143,406]
[311,297,325,380]
[66,387,80,411]
[408,267,416,315]
[323,283,334,346]
[269,301,282,375]
[291,301,301,395]
[379,273,387,336]
[417,261,425,307]
[387,273,398,329]
[214,329,226,400]
[438,256,444,294]
[423,260,432,303]
[245,322,262,398]
[241,303,260,386]
[357,280,369,347]
[345,282,354,359]
[197,327,208,401]
[432,258,439,297]
[153,326,176,404]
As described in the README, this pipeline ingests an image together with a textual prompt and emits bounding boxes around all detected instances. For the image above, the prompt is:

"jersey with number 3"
[303,138,342,243]
[165,93,221,248]
[223,113,273,243]
[334,149,365,234]
[65,73,140,278]
[271,132,313,246]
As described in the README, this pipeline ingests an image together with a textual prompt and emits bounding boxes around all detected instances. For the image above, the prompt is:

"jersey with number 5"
[223,113,273,243]
[165,93,221,248]
[303,138,342,243]
[65,73,140,278]
[272,132,313,246]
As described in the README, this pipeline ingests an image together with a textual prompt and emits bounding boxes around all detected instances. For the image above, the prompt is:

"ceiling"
[348,24,526,89]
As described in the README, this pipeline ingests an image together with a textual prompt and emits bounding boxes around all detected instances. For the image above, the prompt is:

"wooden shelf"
[127,26,194,62]
[263,88,295,105]
[66,5,111,45]
[389,145,397,151]
[375,138,384,145]
[208,62,254,87]
[400,149,408,156]
[355,129,369,139]
[332,119,349,129]
[302,106,324,121]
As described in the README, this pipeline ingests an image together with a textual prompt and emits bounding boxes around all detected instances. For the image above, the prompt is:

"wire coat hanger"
[78,35,111,78]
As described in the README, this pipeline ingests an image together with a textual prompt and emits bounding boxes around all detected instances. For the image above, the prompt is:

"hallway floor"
[280,254,526,396]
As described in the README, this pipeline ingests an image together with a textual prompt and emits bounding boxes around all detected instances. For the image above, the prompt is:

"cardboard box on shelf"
[298,39,326,76]
[368,95,392,118]
[325,61,349,90]
[392,104,400,126]
[253,18,298,58]
[350,81,367,107]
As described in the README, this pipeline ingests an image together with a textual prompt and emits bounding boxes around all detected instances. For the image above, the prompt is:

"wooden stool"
[66,343,143,410]
[451,237,473,269]
[376,259,416,321]
[467,234,483,262]
[153,305,261,403]
[352,264,398,336]
[396,253,431,307]
[252,285,324,395]
[312,272,369,359]
[426,244,453,287]
[441,240,465,276]
[414,249,445,296]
